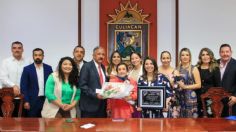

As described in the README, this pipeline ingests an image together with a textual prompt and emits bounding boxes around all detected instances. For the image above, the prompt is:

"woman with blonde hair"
[176,48,201,118]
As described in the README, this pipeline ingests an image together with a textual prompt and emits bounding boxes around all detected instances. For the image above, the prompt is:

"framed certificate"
[138,86,165,109]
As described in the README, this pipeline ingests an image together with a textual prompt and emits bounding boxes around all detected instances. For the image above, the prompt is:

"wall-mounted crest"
[107,1,150,62]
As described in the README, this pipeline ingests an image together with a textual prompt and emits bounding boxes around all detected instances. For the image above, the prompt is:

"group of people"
[0,41,235,119]
[104,44,236,118]
[0,41,83,118]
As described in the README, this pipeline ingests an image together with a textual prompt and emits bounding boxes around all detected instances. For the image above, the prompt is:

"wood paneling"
[0,118,235,131]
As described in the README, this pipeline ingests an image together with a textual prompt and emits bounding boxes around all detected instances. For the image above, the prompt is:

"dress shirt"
[93,60,105,85]
[0,56,31,88]
[78,61,84,73]
[35,64,44,96]
[219,59,230,80]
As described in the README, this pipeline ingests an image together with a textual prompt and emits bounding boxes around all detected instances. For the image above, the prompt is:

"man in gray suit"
[79,46,107,118]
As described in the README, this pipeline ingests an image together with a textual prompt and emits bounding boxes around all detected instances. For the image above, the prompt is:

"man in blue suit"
[79,46,107,118]
[20,48,53,117]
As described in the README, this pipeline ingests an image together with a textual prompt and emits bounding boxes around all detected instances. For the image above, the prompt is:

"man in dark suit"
[20,48,53,117]
[218,44,236,116]
[73,45,87,117]
[79,46,107,118]
[73,45,87,76]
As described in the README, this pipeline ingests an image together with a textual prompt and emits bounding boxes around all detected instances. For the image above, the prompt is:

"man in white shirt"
[0,41,30,94]
[0,41,31,117]
[0,41,30,117]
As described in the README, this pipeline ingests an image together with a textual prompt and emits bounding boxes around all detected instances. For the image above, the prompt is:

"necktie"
[98,65,104,86]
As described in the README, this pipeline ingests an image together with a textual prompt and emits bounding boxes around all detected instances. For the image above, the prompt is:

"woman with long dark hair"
[137,57,173,118]
[128,52,143,82]
[42,57,80,118]
[196,48,220,117]
[106,51,122,80]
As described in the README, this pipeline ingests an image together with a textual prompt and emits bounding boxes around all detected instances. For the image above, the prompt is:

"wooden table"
[0,118,235,131]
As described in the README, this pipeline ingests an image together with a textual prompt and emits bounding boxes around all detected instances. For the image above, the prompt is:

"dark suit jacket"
[78,60,87,76]
[20,63,53,103]
[79,60,107,112]
[218,58,236,96]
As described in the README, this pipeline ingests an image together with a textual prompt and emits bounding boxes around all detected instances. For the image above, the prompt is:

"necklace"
[182,65,189,69]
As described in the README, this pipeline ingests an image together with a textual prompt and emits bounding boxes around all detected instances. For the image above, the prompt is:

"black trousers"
[81,110,107,118]
[81,101,107,118]
[25,96,45,117]
[221,98,236,117]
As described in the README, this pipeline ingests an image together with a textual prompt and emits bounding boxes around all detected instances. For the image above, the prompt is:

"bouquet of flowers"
[100,82,134,99]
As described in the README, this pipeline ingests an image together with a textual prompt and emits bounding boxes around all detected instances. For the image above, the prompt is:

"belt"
[38,96,45,99]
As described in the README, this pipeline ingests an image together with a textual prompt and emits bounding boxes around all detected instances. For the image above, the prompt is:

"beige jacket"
[41,72,77,118]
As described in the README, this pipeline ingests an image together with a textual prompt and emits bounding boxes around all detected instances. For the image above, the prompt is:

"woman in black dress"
[196,48,221,117]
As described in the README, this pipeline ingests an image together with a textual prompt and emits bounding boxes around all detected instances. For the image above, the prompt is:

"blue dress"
[138,73,173,118]
[178,65,198,118]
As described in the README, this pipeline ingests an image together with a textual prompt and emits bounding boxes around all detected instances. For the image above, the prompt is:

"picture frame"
[107,24,149,61]
[138,86,166,109]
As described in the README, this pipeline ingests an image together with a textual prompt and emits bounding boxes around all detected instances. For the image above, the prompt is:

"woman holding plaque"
[196,48,220,117]
[176,48,201,118]
[106,63,137,119]
[137,57,173,118]
[106,51,122,80]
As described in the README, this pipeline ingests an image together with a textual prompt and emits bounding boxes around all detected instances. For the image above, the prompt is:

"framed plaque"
[138,86,165,109]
